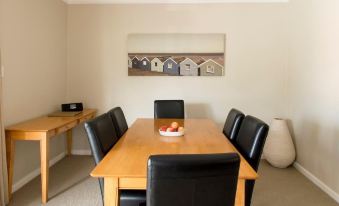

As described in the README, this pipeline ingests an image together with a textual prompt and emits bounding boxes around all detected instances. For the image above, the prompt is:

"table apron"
[103,177,245,206]
[115,177,248,189]
[6,131,46,141]
[119,178,146,189]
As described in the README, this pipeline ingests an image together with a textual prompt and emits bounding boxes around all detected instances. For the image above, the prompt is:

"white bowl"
[159,130,184,137]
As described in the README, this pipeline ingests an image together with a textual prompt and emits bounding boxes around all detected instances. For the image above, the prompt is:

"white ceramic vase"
[263,118,296,168]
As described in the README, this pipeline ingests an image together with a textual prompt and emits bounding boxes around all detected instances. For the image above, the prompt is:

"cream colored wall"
[1,0,337,200]
[287,0,339,195]
[68,3,339,198]
[67,4,288,150]
[0,0,67,184]
[0,0,337,199]
[128,33,225,53]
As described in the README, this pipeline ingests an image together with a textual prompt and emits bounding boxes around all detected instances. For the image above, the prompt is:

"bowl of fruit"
[159,121,185,137]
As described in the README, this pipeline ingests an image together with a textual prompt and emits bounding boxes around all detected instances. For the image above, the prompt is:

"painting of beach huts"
[127,34,225,76]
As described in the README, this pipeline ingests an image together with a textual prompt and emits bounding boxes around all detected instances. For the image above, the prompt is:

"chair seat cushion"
[120,190,146,206]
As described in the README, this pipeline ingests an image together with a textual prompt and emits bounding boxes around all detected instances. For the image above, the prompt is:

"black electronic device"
[61,103,83,112]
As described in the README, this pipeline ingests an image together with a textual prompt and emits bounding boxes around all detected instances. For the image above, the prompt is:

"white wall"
[0,0,67,184]
[67,4,288,151]
[287,0,339,197]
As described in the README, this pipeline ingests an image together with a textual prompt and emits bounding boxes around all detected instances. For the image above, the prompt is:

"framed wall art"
[127,33,225,76]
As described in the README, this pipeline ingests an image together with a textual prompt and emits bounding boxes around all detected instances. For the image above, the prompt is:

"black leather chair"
[108,107,128,138]
[154,100,184,119]
[223,108,245,144]
[235,115,269,206]
[84,113,146,206]
[146,153,240,206]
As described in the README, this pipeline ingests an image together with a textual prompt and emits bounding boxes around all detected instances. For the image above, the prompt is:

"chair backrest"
[84,113,120,199]
[235,116,269,206]
[147,153,240,206]
[235,115,269,171]
[108,107,128,138]
[223,108,245,143]
[154,100,184,119]
[84,113,119,165]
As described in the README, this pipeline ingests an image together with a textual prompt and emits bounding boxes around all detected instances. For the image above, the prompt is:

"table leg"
[66,130,72,156]
[5,134,15,200]
[40,137,50,204]
[235,179,245,206]
[104,177,119,206]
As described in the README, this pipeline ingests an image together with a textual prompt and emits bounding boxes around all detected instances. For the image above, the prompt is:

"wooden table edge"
[5,109,97,131]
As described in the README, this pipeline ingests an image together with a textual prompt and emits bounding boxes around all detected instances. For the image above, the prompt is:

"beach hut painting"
[179,57,205,76]
[128,56,133,68]
[151,57,167,72]
[139,57,151,70]
[132,56,140,69]
[199,58,224,76]
[127,33,225,76]
[163,57,185,75]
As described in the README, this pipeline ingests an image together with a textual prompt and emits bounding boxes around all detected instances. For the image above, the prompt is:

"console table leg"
[67,130,72,156]
[5,134,15,200]
[40,137,50,204]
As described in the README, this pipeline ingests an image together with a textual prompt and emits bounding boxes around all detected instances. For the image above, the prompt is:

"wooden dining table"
[91,118,258,206]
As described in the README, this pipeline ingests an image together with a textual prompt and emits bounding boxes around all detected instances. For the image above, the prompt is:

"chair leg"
[99,178,104,204]
[245,180,255,206]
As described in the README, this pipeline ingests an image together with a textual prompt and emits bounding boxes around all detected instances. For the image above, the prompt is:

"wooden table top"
[91,118,258,180]
[5,109,97,132]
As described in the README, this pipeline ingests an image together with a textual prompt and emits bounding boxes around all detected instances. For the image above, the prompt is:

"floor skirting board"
[293,162,339,203]
[12,150,92,193]
[71,149,92,155]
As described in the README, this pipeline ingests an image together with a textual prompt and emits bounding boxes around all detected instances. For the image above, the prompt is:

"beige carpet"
[7,156,338,206]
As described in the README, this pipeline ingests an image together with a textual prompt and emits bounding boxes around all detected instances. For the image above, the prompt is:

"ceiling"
[63,0,289,4]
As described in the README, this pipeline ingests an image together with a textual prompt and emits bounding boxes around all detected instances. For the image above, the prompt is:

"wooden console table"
[5,109,96,204]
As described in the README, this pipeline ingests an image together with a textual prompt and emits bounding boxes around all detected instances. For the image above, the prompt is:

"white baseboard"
[71,149,92,155]
[293,162,339,203]
[12,149,92,193]
[12,152,67,193]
